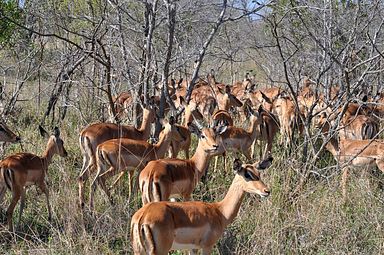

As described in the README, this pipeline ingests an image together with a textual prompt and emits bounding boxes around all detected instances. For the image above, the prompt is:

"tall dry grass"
[0,100,383,255]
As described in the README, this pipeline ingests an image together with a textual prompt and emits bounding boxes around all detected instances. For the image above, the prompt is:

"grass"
[0,99,383,254]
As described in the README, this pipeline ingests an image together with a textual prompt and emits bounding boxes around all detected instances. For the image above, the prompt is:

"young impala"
[139,122,227,204]
[89,118,184,209]
[131,157,273,255]
[0,126,67,231]
[78,102,156,208]
[315,112,384,199]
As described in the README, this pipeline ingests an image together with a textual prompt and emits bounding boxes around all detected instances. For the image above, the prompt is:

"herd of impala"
[0,73,383,254]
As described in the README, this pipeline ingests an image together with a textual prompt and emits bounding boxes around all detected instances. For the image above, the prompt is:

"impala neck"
[247,116,261,140]
[138,110,152,138]
[183,108,193,127]
[153,132,172,158]
[190,142,212,179]
[325,135,339,159]
[218,94,229,111]
[41,138,57,166]
[216,175,246,226]
[320,124,340,158]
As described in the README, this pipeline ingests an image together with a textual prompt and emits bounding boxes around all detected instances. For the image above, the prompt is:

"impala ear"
[53,127,60,137]
[225,85,231,94]
[39,125,49,139]
[245,104,254,116]
[260,91,272,104]
[217,86,225,94]
[215,124,227,135]
[233,158,243,173]
[169,116,175,125]
[177,78,183,88]
[255,156,273,171]
[179,96,186,106]
[320,111,327,118]
[188,122,202,137]
[257,104,263,114]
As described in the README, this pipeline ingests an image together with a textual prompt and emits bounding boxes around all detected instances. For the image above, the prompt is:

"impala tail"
[79,135,96,165]
[141,176,162,205]
[131,222,156,254]
[2,168,14,191]
[362,121,378,140]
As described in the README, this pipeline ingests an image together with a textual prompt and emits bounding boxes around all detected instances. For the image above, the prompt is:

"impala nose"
[213,144,219,149]
[263,188,270,195]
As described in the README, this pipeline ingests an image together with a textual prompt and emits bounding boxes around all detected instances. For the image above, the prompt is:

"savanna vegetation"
[0,0,383,254]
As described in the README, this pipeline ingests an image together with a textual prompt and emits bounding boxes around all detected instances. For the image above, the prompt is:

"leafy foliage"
[0,0,22,46]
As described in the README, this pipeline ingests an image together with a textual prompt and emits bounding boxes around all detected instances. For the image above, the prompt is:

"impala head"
[244,104,262,124]
[314,111,330,132]
[0,122,20,142]
[39,126,68,157]
[142,103,156,124]
[188,122,227,155]
[159,116,184,143]
[233,157,273,197]
[219,85,243,109]
[273,92,291,114]
[179,96,204,122]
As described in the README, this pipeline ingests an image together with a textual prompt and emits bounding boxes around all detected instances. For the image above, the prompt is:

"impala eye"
[0,126,4,132]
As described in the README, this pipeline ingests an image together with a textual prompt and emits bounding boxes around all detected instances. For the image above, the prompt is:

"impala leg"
[376,160,384,173]
[39,182,52,222]
[17,187,26,230]
[183,193,191,201]
[6,186,22,232]
[89,165,104,210]
[251,139,256,158]
[98,175,114,206]
[0,185,6,204]
[214,156,219,173]
[130,168,142,202]
[189,249,199,255]
[109,171,125,190]
[78,160,93,209]
[202,247,213,255]
[92,166,117,207]
[185,148,189,159]
[341,168,349,201]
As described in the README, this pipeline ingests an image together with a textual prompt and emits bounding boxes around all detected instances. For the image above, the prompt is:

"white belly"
[171,242,200,251]
[171,225,211,250]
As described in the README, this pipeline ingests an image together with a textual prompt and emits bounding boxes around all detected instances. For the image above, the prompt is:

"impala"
[139,122,227,204]
[170,97,204,159]
[340,114,379,140]
[273,93,303,147]
[108,91,133,122]
[0,126,67,231]
[212,109,234,127]
[89,118,184,209]
[315,112,384,199]
[190,80,243,121]
[132,157,272,255]
[218,105,263,160]
[254,105,279,157]
[78,102,156,208]
[0,122,20,143]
